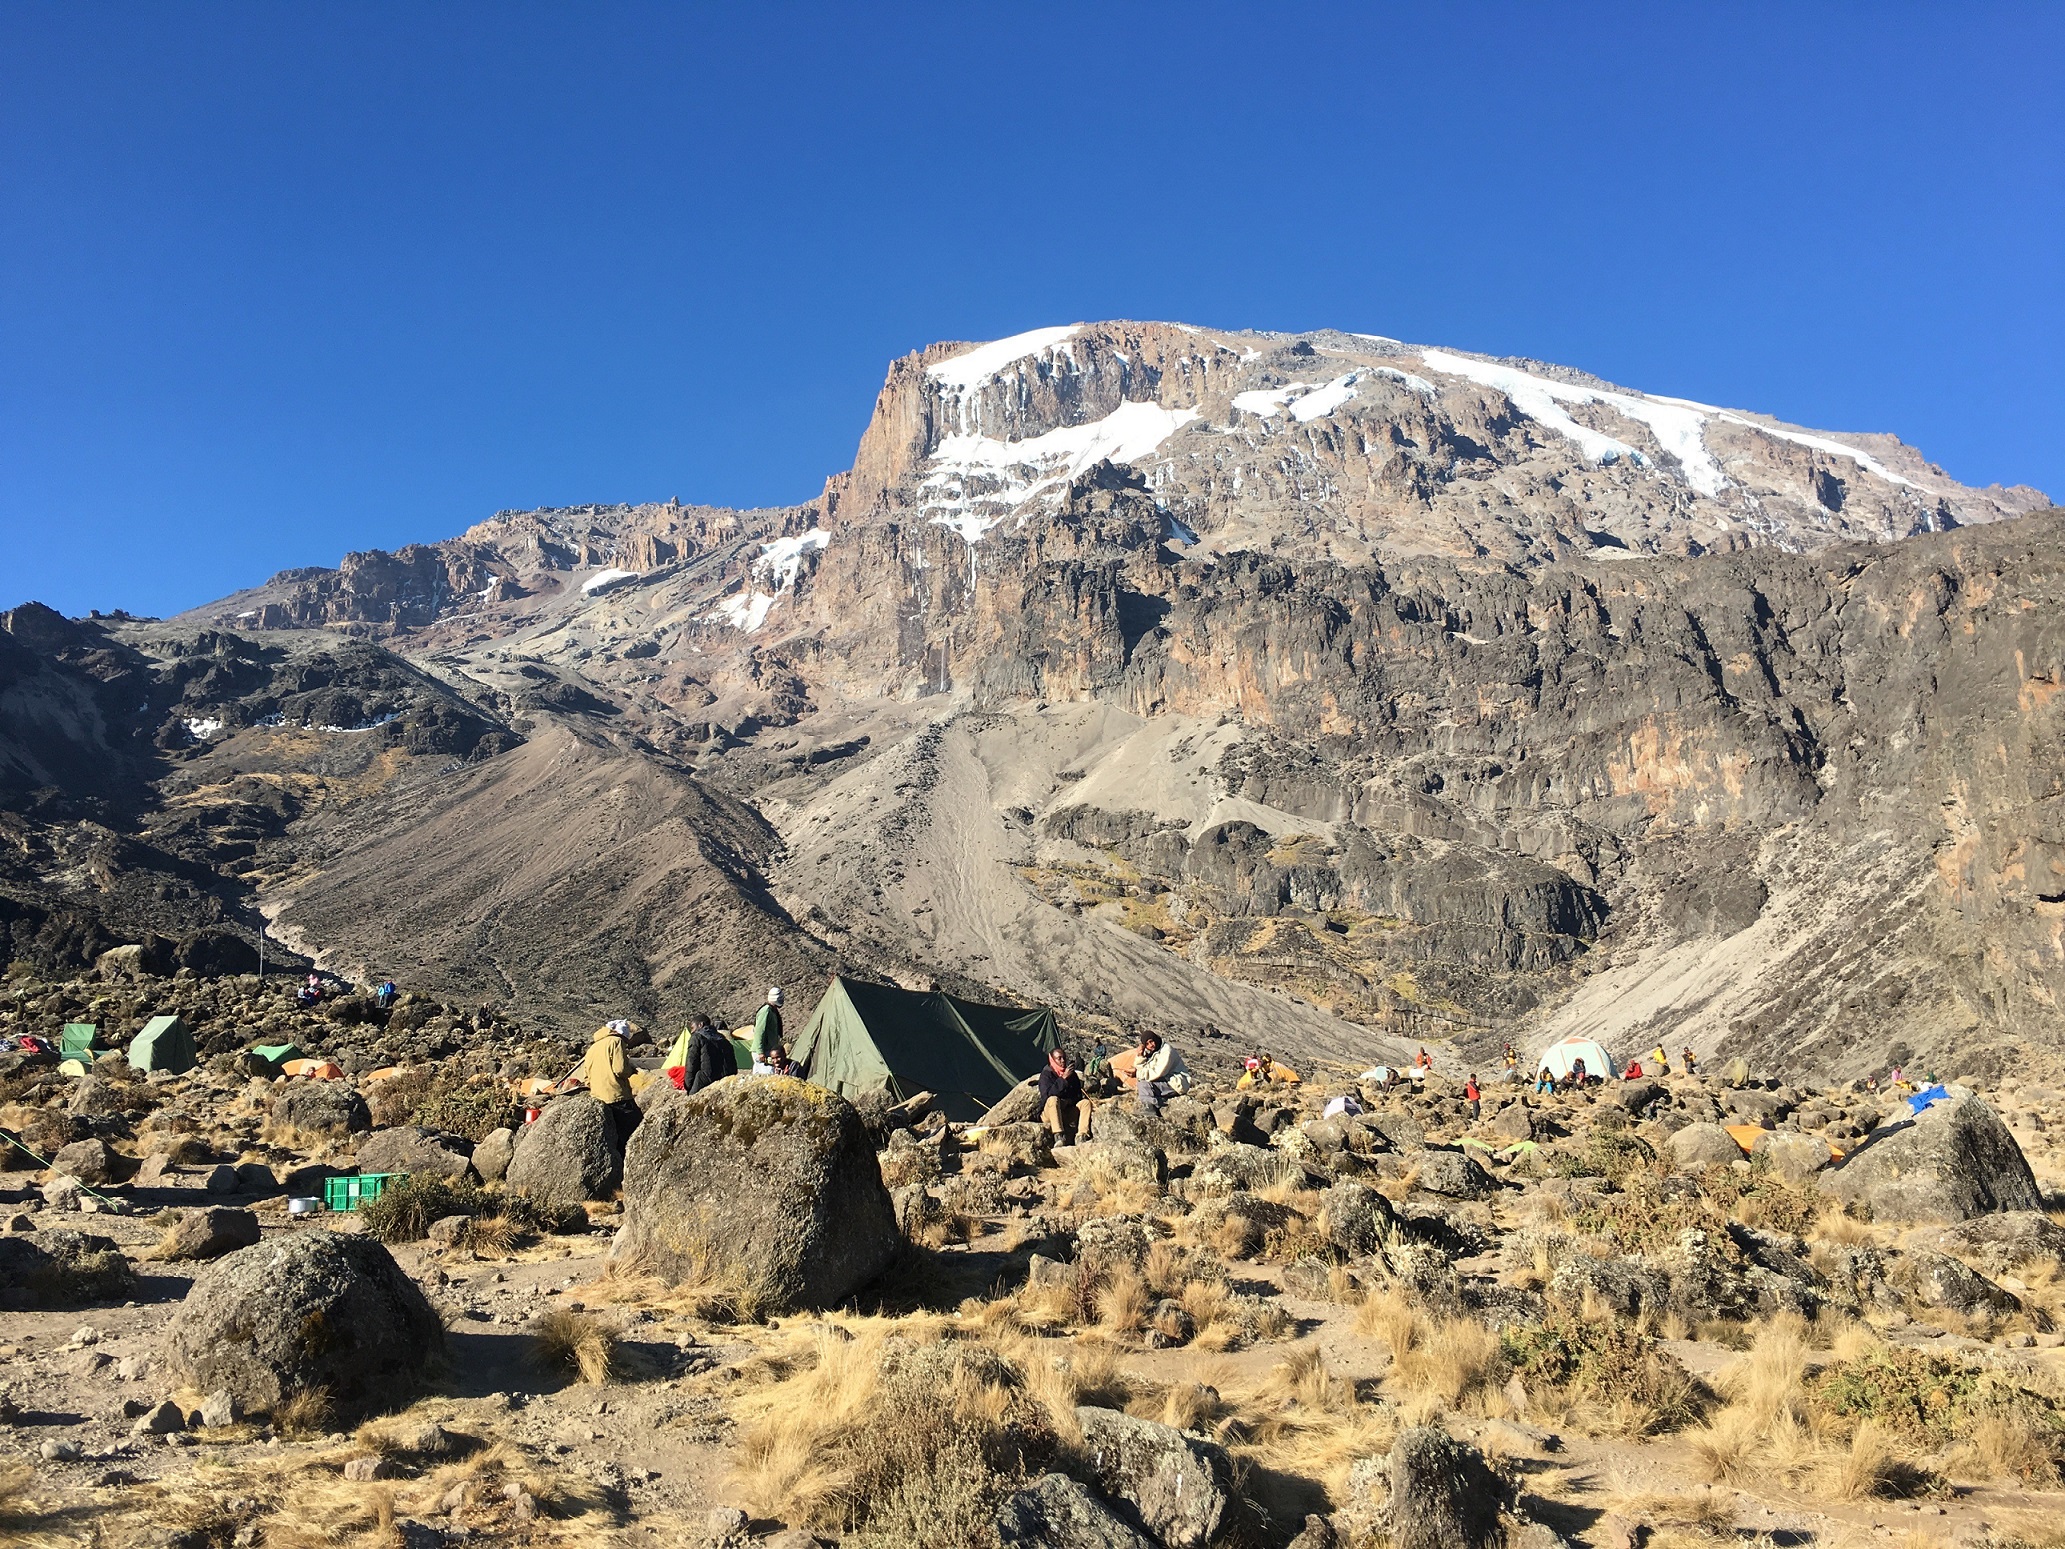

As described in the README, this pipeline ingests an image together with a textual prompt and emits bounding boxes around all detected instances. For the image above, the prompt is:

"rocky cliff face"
[24,320,2053,1072]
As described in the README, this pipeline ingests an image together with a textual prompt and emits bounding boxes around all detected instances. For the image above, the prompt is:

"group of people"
[293,973,399,1012]
[559,987,797,1125]
[1031,1028,1195,1142]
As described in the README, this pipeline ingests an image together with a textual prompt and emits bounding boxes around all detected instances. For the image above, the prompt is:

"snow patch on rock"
[920,400,1199,544]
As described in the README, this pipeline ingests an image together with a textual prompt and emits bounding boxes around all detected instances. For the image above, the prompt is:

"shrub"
[1552,1129,1658,1188]
[1502,1310,1705,1433]
[359,1176,487,1243]
[413,1081,518,1143]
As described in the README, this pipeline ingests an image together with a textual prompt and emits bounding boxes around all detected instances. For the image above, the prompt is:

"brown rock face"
[8,321,2058,1081]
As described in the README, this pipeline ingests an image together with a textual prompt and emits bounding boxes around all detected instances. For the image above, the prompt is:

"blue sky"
[3,3,2060,618]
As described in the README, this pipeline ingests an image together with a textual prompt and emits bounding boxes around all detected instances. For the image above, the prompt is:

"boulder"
[1922,1211,2065,1277]
[1819,1093,2041,1222]
[995,1471,1154,1549]
[1486,1103,1536,1142]
[0,1229,136,1308]
[53,1138,121,1186]
[506,1096,621,1212]
[68,1075,129,1118]
[1413,1149,1494,1200]
[155,1207,261,1261]
[355,1125,473,1183]
[270,1083,371,1136]
[1669,1123,1745,1169]
[1617,1080,1664,1114]
[1898,1248,2021,1315]
[1752,1131,1833,1184]
[615,1076,898,1311]
[471,1127,516,1183]
[1367,1113,1427,1151]
[1067,1140,1167,1187]
[1074,1405,1233,1549]
[161,1232,443,1425]
[1387,1425,1507,1549]
[976,1077,1043,1128]
[1192,1142,1299,1194]
[1320,1180,1397,1258]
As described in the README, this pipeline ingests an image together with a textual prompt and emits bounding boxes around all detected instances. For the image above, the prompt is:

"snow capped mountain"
[828,321,2046,568]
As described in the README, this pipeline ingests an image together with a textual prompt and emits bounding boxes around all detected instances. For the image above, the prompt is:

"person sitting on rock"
[1535,1065,1556,1095]
[685,1014,734,1095]
[1623,1058,1643,1080]
[1650,1044,1670,1076]
[1682,1046,1698,1077]
[1565,1057,1590,1090]
[578,1019,641,1140]
[1037,1047,1085,1141]
[1134,1031,1191,1115]
[295,973,324,1009]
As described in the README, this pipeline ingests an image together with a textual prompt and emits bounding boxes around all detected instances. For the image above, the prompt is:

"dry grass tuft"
[1359,1286,1508,1416]
[1096,1269,1149,1335]
[273,1386,333,1438]
[531,1308,620,1384]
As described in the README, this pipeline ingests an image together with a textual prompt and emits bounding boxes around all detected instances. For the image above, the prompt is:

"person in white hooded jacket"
[1134,1031,1191,1114]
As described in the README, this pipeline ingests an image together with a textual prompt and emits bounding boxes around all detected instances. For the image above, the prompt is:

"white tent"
[1535,1037,1615,1081]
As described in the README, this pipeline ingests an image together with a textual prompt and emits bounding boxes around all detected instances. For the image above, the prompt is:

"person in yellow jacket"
[578,1020,640,1139]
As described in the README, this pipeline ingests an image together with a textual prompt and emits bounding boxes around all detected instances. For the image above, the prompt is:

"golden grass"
[1357,1286,1507,1417]
[1605,1484,1736,1534]
[1096,1268,1150,1335]
[531,1308,620,1384]
[274,1386,333,1438]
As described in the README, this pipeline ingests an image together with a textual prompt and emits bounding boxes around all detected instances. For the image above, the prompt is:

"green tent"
[60,1023,99,1059]
[129,1014,196,1075]
[790,976,1060,1121]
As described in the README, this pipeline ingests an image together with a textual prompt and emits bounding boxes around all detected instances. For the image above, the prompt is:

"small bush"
[1552,1129,1657,1188]
[359,1176,487,1243]
[1502,1310,1705,1433]
[413,1081,518,1143]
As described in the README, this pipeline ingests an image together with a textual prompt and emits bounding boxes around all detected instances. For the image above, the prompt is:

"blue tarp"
[1907,1083,1951,1116]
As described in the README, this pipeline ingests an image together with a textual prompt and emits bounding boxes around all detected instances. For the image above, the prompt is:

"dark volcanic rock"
[1819,1092,2040,1222]
[355,1125,473,1182]
[271,1083,372,1135]
[995,1472,1154,1549]
[155,1207,262,1262]
[506,1095,620,1212]
[1387,1425,1507,1549]
[1073,1405,1233,1549]
[615,1077,898,1310]
[162,1232,442,1424]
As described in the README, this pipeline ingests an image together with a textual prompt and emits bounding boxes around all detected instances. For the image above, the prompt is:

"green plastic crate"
[322,1172,406,1212]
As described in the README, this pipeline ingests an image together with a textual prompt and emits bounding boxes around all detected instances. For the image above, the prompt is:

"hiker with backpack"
[578,1019,642,1139]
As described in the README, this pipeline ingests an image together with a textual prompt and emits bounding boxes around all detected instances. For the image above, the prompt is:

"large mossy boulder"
[615,1077,898,1311]
[162,1231,442,1425]
[1819,1091,2040,1222]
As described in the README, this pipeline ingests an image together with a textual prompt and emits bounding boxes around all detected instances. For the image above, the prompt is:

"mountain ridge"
[3,320,2058,1080]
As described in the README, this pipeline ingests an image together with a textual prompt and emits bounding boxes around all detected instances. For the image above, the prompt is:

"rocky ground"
[7,967,2065,1548]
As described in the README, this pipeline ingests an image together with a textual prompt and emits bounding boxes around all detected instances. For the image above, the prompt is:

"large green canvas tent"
[791,976,1060,1121]
[129,1014,196,1075]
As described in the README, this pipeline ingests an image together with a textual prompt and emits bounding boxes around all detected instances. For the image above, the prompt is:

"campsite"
[7,960,2065,1549]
